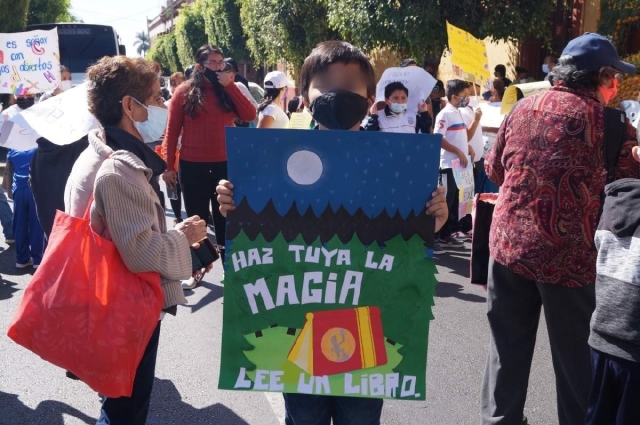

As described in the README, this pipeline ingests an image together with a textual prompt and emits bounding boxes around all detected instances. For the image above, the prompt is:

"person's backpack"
[603,107,627,184]
[30,136,89,238]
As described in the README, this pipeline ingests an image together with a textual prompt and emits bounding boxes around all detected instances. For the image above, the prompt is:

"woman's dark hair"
[446,79,467,101]
[86,56,159,127]
[384,82,408,98]
[60,65,70,74]
[299,41,376,103]
[258,87,284,113]
[287,96,302,117]
[183,45,236,117]
[547,55,600,90]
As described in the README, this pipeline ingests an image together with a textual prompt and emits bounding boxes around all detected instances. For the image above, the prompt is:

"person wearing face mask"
[64,56,208,425]
[482,33,639,425]
[38,65,72,103]
[432,79,475,252]
[162,45,256,283]
[364,81,432,133]
[215,40,449,425]
[515,66,535,84]
[542,54,558,82]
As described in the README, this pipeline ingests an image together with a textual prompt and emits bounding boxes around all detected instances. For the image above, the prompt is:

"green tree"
[174,0,208,69]
[161,32,181,73]
[326,0,556,61]
[134,31,150,57]
[0,0,30,32]
[238,0,338,70]
[148,34,179,75]
[202,0,250,62]
[27,0,77,26]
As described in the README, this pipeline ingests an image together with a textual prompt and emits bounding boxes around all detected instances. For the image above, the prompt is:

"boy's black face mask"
[309,89,369,130]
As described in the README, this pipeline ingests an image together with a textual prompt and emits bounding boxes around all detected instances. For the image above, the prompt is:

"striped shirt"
[435,103,468,169]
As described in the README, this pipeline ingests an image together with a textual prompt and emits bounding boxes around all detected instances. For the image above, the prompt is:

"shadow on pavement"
[434,245,486,303]
[0,391,94,425]
[147,378,249,425]
[0,245,35,301]
[184,281,224,314]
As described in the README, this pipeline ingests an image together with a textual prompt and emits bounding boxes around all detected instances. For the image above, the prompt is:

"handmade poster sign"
[220,128,442,400]
[500,81,551,115]
[0,29,60,95]
[376,67,437,117]
[288,111,313,129]
[446,22,490,85]
[0,83,98,151]
[452,157,475,218]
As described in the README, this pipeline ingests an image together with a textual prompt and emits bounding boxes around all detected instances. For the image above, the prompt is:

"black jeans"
[437,168,459,239]
[169,182,183,221]
[179,159,227,256]
[97,322,162,425]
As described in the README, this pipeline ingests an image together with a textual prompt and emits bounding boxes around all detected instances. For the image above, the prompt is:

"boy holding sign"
[216,41,448,424]
[364,82,432,134]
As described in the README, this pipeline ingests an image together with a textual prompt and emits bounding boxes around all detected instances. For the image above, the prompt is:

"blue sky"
[70,0,164,57]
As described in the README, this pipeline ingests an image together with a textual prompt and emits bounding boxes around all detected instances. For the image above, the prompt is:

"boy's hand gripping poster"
[219,128,442,400]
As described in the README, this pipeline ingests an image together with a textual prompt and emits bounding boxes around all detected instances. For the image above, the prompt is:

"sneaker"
[452,231,472,241]
[16,259,33,269]
[5,237,14,244]
[181,271,204,290]
[432,240,446,255]
[438,236,465,247]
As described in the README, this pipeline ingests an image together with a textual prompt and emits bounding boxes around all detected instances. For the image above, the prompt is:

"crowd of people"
[1,29,639,425]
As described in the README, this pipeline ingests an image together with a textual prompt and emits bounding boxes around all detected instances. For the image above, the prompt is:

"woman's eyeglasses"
[203,60,225,67]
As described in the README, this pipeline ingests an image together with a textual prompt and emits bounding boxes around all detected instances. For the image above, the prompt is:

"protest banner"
[376,67,437,117]
[452,157,474,218]
[501,80,551,115]
[288,111,313,129]
[446,22,490,85]
[0,28,60,95]
[219,128,442,400]
[0,83,98,151]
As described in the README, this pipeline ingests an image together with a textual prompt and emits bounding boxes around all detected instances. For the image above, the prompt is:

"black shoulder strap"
[603,107,627,184]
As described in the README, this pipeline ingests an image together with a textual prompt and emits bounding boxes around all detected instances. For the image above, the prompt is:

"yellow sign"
[288,111,313,129]
[446,22,490,85]
[500,81,552,115]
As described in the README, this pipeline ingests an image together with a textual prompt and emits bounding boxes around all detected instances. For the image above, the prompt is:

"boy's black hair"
[515,66,527,75]
[446,79,467,101]
[299,41,376,102]
[400,58,417,68]
[495,64,507,77]
[225,58,239,73]
[384,82,408,99]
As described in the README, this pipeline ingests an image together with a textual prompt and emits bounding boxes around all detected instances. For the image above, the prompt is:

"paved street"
[1,196,558,425]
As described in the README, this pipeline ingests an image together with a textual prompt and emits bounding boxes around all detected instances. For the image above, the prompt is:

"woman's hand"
[176,215,207,248]
[426,186,448,233]
[163,171,178,189]
[217,180,235,217]
[217,71,234,87]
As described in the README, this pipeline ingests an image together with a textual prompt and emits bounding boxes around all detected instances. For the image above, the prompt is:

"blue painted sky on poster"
[225,128,443,218]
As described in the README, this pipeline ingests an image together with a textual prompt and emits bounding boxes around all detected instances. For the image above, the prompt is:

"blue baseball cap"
[562,33,636,74]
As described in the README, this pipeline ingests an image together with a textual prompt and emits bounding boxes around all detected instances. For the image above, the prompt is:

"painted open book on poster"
[219,128,442,400]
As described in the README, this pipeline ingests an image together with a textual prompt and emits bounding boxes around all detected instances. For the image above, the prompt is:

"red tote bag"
[7,202,163,398]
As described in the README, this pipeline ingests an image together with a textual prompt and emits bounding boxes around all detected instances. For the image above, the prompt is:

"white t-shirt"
[435,103,468,169]
[460,106,483,163]
[259,103,289,129]
[377,111,416,134]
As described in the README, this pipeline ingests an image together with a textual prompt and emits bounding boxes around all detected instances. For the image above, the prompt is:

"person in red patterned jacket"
[162,45,256,284]
[482,33,639,425]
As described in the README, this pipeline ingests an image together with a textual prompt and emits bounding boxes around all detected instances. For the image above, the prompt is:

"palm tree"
[134,31,150,57]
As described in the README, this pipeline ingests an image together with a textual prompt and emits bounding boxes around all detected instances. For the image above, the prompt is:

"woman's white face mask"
[130,98,169,144]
